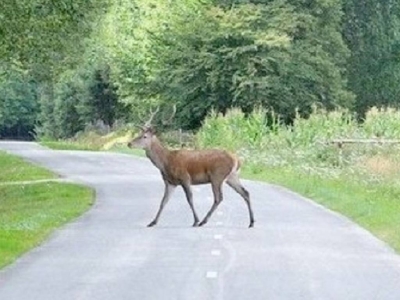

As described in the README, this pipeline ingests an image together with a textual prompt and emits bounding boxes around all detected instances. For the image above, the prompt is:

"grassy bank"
[0,151,94,268]
[39,130,146,157]
[0,151,55,182]
[40,141,97,151]
[40,129,134,152]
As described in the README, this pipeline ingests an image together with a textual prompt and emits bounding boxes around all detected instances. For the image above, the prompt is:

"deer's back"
[166,149,237,185]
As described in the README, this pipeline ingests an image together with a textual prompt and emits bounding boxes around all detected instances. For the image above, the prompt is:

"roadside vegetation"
[0,151,94,268]
[40,129,145,157]
[0,151,55,182]
[197,107,400,252]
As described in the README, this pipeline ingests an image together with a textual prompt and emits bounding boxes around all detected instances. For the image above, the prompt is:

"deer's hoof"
[249,222,254,228]
[147,221,156,227]
[198,220,207,227]
[192,221,199,227]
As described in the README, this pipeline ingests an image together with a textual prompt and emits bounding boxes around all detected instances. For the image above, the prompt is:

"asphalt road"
[0,141,400,300]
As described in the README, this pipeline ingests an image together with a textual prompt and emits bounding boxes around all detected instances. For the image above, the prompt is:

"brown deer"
[127,106,255,228]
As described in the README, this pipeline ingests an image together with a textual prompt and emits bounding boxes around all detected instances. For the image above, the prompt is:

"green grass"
[0,182,94,268]
[109,146,146,157]
[0,151,55,182]
[41,140,147,157]
[242,164,400,252]
[0,151,94,269]
[40,141,99,151]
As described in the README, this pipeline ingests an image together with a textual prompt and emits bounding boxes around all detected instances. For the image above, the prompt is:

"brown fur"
[163,149,236,185]
[128,128,254,227]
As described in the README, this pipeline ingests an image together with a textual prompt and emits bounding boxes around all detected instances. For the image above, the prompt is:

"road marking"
[214,234,223,240]
[217,211,223,216]
[211,250,221,256]
[206,271,218,278]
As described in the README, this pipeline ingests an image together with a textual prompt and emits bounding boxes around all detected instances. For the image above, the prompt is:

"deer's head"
[128,126,156,150]
[128,105,176,150]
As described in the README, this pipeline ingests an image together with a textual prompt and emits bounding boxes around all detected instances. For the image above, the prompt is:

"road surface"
[0,141,400,300]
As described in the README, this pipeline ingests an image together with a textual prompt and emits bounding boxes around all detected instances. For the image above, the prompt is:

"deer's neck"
[146,137,169,173]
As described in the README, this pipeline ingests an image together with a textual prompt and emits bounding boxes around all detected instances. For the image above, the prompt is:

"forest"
[1,0,400,139]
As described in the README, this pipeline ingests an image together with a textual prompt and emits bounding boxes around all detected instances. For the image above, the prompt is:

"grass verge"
[40,141,146,157]
[40,141,98,151]
[0,182,94,268]
[0,151,55,182]
[242,164,400,252]
[0,150,94,269]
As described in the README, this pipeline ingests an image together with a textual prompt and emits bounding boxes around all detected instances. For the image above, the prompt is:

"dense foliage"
[343,0,400,114]
[0,67,39,139]
[1,0,400,138]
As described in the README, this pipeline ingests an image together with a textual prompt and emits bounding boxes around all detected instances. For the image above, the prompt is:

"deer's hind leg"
[226,173,255,228]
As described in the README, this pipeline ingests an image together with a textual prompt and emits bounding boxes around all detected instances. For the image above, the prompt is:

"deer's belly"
[190,173,211,185]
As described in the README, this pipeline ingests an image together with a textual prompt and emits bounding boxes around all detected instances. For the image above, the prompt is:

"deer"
[127,106,255,228]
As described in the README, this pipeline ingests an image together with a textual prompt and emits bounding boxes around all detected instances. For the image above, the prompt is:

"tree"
[87,65,121,127]
[146,0,354,128]
[37,62,126,139]
[0,69,39,139]
[0,0,106,69]
[1,0,109,139]
[94,0,206,120]
[343,0,400,115]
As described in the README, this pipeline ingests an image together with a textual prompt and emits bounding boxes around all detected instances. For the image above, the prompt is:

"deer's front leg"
[148,181,176,227]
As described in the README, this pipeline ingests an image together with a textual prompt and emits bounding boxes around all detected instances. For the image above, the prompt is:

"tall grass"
[197,106,400,182]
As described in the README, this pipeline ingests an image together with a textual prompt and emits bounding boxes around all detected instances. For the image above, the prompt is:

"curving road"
[0,141,400,300]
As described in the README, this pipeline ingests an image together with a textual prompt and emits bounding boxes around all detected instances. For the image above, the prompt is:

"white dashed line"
[206,271,218,278]
[217,211,223,216]
[216,221,223,226]
[214,234,223,240]
[211,250,221,256]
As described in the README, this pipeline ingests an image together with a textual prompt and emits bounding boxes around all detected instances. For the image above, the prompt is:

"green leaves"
[0,69,38,138]
[132,0,353,128]
[0,0,106,73]
[343,0,400,114]
[3,0,397,139]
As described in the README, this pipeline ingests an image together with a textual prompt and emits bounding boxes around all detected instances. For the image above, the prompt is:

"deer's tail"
[230,154,242,175]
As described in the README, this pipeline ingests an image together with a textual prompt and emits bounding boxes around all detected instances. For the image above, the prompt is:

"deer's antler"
[135,106,160,130]
[135,105,175,131]
[144,106,160,128]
